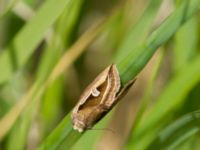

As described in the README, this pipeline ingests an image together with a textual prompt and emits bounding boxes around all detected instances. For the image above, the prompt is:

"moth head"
[72,113,88,133]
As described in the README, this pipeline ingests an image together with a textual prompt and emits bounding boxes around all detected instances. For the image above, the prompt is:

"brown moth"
[71,64,135,132]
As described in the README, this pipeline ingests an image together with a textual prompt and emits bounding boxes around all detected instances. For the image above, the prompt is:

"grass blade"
[38,114,82,150]
[116,0,200,84]
[115,0,163,62]
[0,0,73,84]
[5,0,84,149]
[173,15,198,71]
[0,18,106,141]
[147,111,200,150]
[131,55,200,149]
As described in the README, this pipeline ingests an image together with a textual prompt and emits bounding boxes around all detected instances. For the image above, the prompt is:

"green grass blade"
[4,0,84,149]
[131,55,200,149]
[6,110,32,150]
[35,0,83,84]
[0,16,106,142]
[38,13,124,149]
[130,49,164,136]
[39,0,83,136]
[41,77,64,131]
[38,114,82,150]
[114,0,163,62]
[173,15,198,71]
[39,0,200,149]
[146,111,200,150]
[71,111,112,150]
[116,0,200,85]
[0,0,73,84]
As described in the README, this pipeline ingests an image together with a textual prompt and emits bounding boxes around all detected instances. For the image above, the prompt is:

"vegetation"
[0,0,200,149]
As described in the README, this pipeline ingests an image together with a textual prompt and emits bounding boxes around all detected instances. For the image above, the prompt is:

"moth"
[71,64,135,132]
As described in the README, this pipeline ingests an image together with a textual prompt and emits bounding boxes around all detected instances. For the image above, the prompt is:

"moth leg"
[104,79,136,107]
[91,88,100,97]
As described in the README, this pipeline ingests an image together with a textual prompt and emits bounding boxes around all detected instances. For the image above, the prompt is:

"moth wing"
[104,79,136,108]
[72,65,112,114]
[100,64,121,106]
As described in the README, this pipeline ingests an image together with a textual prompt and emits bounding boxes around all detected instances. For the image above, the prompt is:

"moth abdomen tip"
[73,126,84,133]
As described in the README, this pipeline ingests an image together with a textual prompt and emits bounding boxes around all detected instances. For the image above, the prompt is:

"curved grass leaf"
[147,111,200,150]
[131,55,200,149]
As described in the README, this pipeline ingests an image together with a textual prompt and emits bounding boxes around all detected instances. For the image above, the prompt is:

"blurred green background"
[0,0,200,150]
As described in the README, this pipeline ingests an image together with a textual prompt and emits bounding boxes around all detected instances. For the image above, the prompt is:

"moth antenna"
[88,128,116,134]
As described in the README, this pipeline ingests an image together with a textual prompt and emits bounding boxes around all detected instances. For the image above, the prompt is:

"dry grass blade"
[0,0,19,19]
[0,18,106,140]
[48,19,105,83]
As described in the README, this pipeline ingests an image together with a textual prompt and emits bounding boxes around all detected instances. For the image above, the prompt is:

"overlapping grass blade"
[1,0,200,149]
[0,17,106,142]
[131,55,200,149]
[130,49,164,135]
[0,0,73,84]
[116,0,200,84]
[146,111,200,150]
[40,0,200,149]
[39,0,83,135]
[110,0,200,149]
[4,0,84,149]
